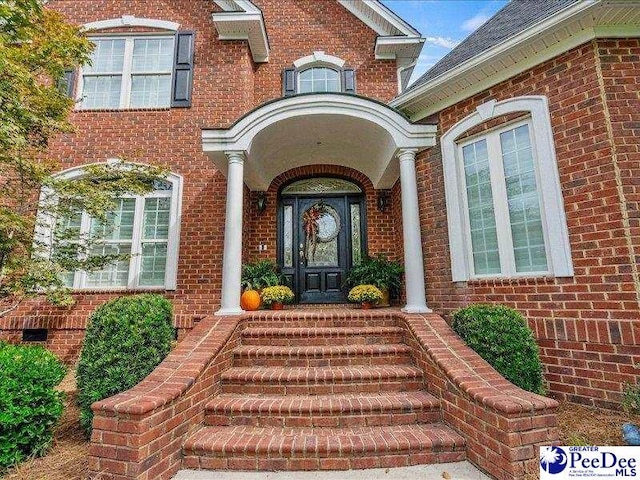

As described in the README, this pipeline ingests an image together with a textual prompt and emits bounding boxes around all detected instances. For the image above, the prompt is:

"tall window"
[298,67,341,93]
[79,37,174,109]
[51,174,181,290]
[458,120,549,277]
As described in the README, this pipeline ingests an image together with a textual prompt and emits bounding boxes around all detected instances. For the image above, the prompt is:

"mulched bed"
[2,385,638,480]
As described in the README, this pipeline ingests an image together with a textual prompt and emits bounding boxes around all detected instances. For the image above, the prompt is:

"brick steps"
[233,343,413,367]
[221,365,424,395]
[205,391,441,427]
[182,423,466,471]
[241,326,405,346]
[243,311,398,328]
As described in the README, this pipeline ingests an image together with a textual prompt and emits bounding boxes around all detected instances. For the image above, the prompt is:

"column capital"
[396,148,419,163]
[224,150,246,165]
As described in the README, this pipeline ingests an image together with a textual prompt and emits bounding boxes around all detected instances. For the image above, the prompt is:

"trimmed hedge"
[0,342,66,471]
[77,294,174,434]
[452,304,544,394]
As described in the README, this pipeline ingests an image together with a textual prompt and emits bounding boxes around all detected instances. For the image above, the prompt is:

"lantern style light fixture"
[256,192,267,212]
[377,191,391,212]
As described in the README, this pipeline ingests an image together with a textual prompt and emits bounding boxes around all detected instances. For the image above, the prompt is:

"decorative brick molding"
[89,316,243,480]
[88,309,558,480]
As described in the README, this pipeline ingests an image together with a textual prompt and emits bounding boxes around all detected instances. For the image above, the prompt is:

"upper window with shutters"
[283,52,355,97]
[70,30,195,110]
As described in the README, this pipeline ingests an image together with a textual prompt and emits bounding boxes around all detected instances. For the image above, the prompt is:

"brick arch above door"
[244,164,399,265]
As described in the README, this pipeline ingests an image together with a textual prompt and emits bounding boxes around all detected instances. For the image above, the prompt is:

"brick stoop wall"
[88,308,558,480]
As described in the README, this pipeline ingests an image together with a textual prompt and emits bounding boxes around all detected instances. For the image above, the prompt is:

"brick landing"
[88,308,558,480]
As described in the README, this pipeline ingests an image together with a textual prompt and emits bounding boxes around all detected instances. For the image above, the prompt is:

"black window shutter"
[282,67,296,96]
[342,68,356,94]
[58,69,76,97]
[171,31,195,108]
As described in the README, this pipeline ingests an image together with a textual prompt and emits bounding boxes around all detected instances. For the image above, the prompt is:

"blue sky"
[381,0,508,83]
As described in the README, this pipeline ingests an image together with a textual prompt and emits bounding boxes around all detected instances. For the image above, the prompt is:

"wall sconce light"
[256,192,267,213]
[377,191,391,212]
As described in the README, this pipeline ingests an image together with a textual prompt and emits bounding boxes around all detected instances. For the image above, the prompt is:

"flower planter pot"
[379,288,390,307]
[271,302,284,310]
[361,302,372,310]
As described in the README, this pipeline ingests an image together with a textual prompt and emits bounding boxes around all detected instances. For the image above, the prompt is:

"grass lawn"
[2,373,638,480]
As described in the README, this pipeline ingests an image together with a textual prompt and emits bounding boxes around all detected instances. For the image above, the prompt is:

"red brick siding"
[417,40,640,409]
[1,0,399,351]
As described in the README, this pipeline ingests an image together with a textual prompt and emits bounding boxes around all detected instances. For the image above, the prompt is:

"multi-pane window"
[56,181,177,289]
[80,37,174,109]
[458,120,549,277]
[298,67,340,93]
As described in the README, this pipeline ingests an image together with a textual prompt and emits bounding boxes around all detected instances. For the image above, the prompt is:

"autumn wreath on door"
[302,201,340,265]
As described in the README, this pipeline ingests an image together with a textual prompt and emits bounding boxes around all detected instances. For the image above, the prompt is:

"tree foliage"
[0,1,166,315]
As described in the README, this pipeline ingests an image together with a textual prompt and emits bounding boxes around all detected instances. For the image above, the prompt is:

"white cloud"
[424,36,459,49]
[461,13,491,32]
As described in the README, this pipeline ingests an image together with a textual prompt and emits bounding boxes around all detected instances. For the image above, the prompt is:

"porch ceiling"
[202,94,437,190]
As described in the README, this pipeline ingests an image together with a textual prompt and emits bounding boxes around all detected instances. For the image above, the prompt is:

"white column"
[398,148,431,313]
[215,151,246,316]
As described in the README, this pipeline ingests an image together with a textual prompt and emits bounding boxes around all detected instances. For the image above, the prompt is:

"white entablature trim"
[441,95,573,282]
[83,16,180,32]
[212,0,269,63]
[293,51,345,69]
[202,94,436,190]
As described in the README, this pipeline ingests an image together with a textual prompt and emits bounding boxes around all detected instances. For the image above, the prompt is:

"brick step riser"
[244,319,399,328]
[232,353,413,367]
[221,380,424,395]
[182,450,466,471]
[241,334,405,346]
[204,410,442,428]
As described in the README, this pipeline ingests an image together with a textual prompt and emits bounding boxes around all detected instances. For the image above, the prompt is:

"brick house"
[2,0,639,478]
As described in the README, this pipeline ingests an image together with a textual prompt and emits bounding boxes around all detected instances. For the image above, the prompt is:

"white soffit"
[212,0,269,62]
[392,0,640,121]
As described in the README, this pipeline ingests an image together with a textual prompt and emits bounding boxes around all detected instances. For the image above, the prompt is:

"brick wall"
[416,40,640,409]
[1,0,399,354]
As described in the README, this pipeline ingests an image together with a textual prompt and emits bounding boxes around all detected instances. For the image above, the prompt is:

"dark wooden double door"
[278,194,365,303]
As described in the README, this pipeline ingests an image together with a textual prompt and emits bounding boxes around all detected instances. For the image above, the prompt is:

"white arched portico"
[202,93,436,315]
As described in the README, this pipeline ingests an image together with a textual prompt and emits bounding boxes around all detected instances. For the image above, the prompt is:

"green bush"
[623,382,640,414]
[77,294,174,434]
[0,342,66,471]
[452,304,544,394]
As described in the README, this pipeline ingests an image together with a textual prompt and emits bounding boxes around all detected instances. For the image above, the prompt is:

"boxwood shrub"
[77,294,174,434]
[0,342,66,471]
[452,304,544,394]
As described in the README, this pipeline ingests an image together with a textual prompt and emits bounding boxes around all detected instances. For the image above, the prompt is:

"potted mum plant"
[347,284,383,309]
[345,254,403,307]
[240,260,283,311]
[261,285,295,310]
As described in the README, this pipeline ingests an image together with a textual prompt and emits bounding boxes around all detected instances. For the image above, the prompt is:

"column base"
[401,305,433,314]
[214,307,245,316]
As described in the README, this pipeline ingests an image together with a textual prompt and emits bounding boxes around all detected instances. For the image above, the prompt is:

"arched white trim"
[203,94,435,153]
[35,160,183,291]
[441,95,573,282]
[83,16,180,32]
[293,51,345,69]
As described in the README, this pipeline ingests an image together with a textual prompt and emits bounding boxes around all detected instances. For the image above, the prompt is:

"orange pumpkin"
[240,289,261,311]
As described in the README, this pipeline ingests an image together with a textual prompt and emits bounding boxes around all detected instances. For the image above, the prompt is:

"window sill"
[69,287,171,294]
[458,274,572,287]
[73,107,172,113]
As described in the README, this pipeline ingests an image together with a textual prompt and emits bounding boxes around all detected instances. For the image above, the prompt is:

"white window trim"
[35,161,183,291]
[293,51,345,69]
[441,95,573,282]
[296,66,342,94]
[83,16,180,32]
[76,34,175,110]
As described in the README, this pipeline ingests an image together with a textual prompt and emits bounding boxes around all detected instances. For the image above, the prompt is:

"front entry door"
[279,188,365,304]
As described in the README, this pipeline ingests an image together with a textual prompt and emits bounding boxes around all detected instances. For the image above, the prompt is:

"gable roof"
[391,0,640,120]
[409,0,579,90]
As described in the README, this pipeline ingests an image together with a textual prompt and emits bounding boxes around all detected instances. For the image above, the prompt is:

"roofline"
[391,0,607,118]
[336,0,420,37]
